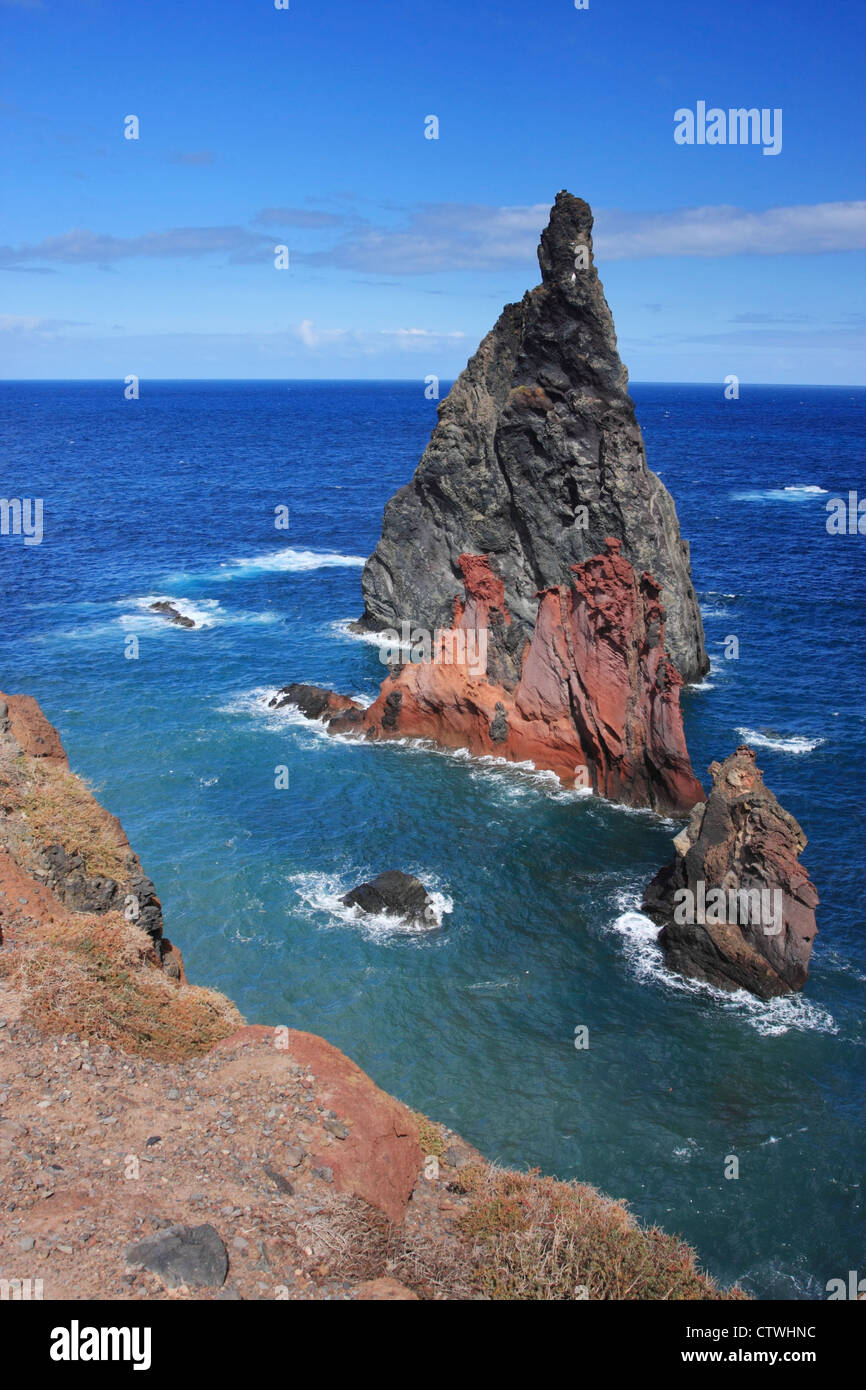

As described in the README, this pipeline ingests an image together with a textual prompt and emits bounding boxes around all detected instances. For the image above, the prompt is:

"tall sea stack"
[358,191,709,685]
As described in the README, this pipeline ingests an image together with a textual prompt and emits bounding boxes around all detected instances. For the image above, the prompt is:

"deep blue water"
[1,379,864,1300]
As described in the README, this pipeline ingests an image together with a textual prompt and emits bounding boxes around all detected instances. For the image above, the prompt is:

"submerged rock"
[268,683,364,724]
[358,190,708,685]
[149,600,196,628]
[340,870,437,925]
[642,746,819,998]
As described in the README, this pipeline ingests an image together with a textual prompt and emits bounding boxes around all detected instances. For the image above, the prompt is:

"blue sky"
[1,0,864,382]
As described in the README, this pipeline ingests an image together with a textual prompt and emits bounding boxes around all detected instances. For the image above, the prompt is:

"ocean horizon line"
[1,377,865,390]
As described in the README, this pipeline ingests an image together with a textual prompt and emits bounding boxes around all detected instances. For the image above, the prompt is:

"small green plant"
[413,1111,447,1158]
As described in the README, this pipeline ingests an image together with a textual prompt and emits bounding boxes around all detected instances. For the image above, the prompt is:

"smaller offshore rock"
[340,871,436,925]
[642,746,819,998]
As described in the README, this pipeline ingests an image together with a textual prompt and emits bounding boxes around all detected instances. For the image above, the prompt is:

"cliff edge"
[0,692,741,1301]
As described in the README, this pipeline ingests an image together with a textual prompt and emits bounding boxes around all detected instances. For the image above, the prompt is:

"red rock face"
[0,691,68,765]
[212,1025,422,1224]
[331,540,704,817]
[454,552,509,623]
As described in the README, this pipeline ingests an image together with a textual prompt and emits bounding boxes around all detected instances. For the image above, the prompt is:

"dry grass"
[2,741,241,1060]
[22,763,127,881]
[302,1193,476,1300]
[0,913,241,1061]
[454,1165,748,1301]
[300,1166,746,1302]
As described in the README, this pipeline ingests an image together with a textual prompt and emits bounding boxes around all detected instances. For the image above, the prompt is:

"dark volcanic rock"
[340,870,436,925]
[489,701,508,743]
[380,689,402,729]
[124,1223,228,1289]
[149,600,195,629]
[642,746,819,998]
[268,683,364,724]
[38,843,164,942]
[358,190,708,684]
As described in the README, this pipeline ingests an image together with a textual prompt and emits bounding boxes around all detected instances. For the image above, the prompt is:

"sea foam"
[736,727,825,754]
[126,595,223,629]
[608,893,837,1037]
[731,485,828,502]
[289,869,453,940]
[218,547,366,578]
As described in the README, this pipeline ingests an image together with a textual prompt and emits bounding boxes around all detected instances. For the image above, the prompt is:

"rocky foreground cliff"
[358,190,708,685]
[0,691,742,1300]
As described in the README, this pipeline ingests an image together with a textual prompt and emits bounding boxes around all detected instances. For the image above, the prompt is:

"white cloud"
[0,225,271,268]
[301,199,866,271]
[291,321,466,354]
[597,202,866,259]
[4,201,863,275]
[0,313,86,334]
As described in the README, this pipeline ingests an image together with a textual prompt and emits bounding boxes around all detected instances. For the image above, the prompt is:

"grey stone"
[262,1165,294,1195]
[124,1223,228,1289]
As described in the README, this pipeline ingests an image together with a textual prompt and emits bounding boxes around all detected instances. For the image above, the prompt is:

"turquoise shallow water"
[1,379,864,1298]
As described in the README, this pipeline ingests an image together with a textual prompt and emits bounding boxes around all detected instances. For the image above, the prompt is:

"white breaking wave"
[736,727,825,754]
[217,547,366,578]
[289,870,453,940]
[607,894,837,1037]
[220,686,330,735]
[218,687,375,744]
[387,739,597,803]
[329,617,394,648]
[464,976,524,995]
[227,689,598,799]
[700,605,731,619]
[731,485,828,502]
[821,949,866,985]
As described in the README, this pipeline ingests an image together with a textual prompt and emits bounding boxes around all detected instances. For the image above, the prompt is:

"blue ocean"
[1,380,864,1300]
